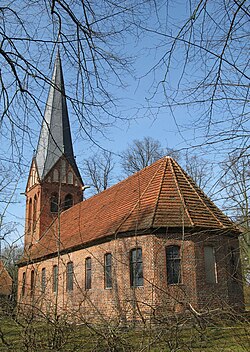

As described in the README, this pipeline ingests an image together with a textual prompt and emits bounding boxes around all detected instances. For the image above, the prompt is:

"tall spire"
[35,51,81,181]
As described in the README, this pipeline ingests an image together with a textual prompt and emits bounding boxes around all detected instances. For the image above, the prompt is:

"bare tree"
[120,136,179,176]
[220,154,250,299]
[1,244,23,301]
[0,162,19,257]
[221,154,249,227]
[120,137,214,193]
[141,0,249,159]
[83,150,115,194]
[184,153,213,192]
[0,0,154,165]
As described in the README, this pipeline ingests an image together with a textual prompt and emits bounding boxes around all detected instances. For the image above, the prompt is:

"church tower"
[24,52,83,249]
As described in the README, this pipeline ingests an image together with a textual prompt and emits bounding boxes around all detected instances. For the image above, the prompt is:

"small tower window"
[28,198,32,233]
[64,194,73,210]
[33,195,37,233]
[53,169,59,182]
[68,172,73,185]
[61,160,66,183]
[50,193,59,213]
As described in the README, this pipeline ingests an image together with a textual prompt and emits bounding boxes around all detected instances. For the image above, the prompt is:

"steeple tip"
[35,53,82,183]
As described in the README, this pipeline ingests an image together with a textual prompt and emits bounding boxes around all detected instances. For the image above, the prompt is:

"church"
[18,53,244,322]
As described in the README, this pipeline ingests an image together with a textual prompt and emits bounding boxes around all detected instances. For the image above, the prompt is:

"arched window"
[229,247,238,280]
[30,270,35,297]
[166,245,181,284]
[130,248,143,287]
[64,194,73,210]
[53,265,58,293]
[85,257,91,290]
[53,169,59,182]
[66,262,74,291]
[204,246,217,283]
[61,159,66,183]
[68,172,73,185]
[41,268,46,293]
[28,198,32,233]
[22,272,26,296]
[104,253,112,289]
[33,195,37,233]
[50,193,59,213]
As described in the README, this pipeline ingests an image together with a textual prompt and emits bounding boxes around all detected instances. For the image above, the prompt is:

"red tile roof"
[23,157,238,262]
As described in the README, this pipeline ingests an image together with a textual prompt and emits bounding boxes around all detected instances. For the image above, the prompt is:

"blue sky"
[1,0,248,248]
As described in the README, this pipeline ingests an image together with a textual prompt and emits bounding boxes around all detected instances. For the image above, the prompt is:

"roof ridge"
[151,157,169,227]
[172,159,225,228]
[169,158,194,226]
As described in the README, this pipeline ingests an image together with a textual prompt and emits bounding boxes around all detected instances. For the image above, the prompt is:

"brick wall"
[18,231,244,322]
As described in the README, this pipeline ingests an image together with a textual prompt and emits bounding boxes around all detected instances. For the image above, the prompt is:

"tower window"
[28,198,32,233]
[50,193,59,213]
[130,248,143,287]
[53,169,59,182]
[33,195,37,233]
[104,253,112,289]
[166,245,181,284]
[64,194,73,210]
[61,160,66,183]
[68,172,73,184]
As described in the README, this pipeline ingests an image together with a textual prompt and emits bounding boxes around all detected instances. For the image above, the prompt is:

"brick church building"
[18,54,244,322]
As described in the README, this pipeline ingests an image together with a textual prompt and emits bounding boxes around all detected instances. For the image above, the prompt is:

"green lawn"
[0,316,249,351]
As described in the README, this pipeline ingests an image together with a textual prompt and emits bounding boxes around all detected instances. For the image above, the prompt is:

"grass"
[0,314,249,351]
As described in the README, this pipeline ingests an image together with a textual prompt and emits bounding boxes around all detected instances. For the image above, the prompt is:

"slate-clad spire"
[35,51,81,181]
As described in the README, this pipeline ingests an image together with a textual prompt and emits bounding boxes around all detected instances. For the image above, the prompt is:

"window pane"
[68,172,73,184]
[130,248,143,287]
[50,193,58,213]
[30,270,35,296]
[230,247,238,280]
[66,262,74,291]
[166,246,181,284]
[53,265,58,293]
[22,272,26,296]
[41,268,46,292]
[64,194,73,210]
[85,258,91,289]
[204,246,217,283]
[104,254,112,288]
